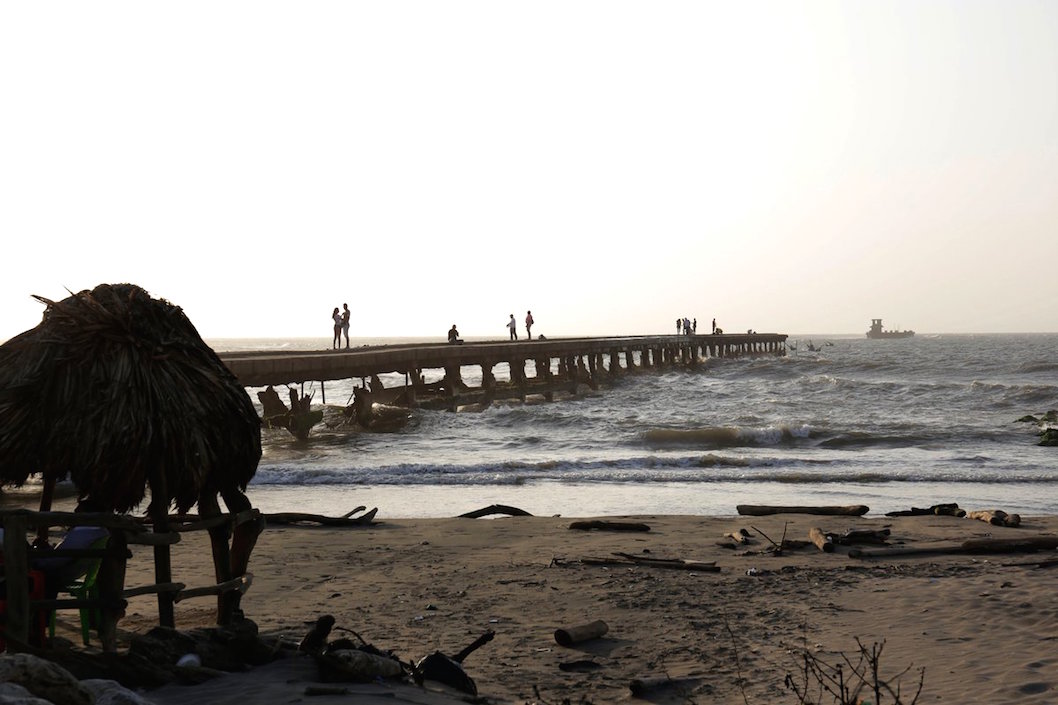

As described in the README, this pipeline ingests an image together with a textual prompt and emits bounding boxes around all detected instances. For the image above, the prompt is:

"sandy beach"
[53,508,1057,704]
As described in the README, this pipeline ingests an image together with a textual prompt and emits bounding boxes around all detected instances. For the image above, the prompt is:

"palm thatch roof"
[0,283,261,514]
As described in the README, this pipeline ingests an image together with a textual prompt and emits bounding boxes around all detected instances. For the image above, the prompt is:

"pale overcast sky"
[2,1,1055,342]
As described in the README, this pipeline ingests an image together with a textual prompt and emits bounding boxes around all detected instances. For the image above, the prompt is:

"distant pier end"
[218,333,787,421]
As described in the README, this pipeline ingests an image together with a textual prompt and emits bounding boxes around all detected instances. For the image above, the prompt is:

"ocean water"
[208,334,1058,519]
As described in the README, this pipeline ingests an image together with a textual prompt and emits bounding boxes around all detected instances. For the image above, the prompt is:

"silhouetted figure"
[507,314,518,340]
[525,310,534,340]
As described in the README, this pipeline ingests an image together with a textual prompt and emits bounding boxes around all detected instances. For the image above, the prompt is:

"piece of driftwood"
[458,504,534,519]
[968,510,1021,527]
[265,508,378,526]
[809,527,835,553]
[724,528,753,544]
[850,535,1058,559]
[414,630,495,696]
[555,620,609,646]
[629,676,700,696]
[569,520,650,532]
[885,503,965,517]
[737,504,869,517]
[612,552,720,572]
[961,536,1057,553]
[834,528,891,545]
[848,544,964,559]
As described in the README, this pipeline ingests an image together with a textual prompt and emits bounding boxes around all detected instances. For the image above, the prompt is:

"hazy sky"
[2,1,1055,342]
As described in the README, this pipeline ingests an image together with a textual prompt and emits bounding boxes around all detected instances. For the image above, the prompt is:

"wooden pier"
[219,333,786,424]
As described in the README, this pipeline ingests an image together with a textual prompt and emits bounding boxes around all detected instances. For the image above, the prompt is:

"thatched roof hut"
[0,283,261,515]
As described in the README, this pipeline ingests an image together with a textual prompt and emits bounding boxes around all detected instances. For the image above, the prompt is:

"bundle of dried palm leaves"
[0,283,261,513]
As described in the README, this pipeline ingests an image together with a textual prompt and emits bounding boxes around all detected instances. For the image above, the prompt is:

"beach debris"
[724,528,754,544]
[849,534,1058,559]
[265,507,379,527]
[558,659,603,672]
[835,527,892,545]
[885,502,965,517]
[568,520,651,532]
[458,504,534,518]
[555,620,609,646]
[413,630,495,696]
[299,615,336,655]
[810,527,893,552]
[809,527,835,553]
[314,628,409,684]
[258,385,324,440]
[967,509,1021,527]
[737,504,870,517]
[747,522,813,556]
[317,648,405,683]
[575,552,719,571]
[629,675,702,696]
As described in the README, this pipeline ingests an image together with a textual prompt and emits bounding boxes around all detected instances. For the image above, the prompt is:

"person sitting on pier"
[448,324,462,344]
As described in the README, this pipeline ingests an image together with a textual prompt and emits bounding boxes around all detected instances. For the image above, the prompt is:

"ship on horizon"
[866,318,914,339]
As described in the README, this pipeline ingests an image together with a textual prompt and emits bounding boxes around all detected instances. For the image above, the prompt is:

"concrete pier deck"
[219,333,786,388]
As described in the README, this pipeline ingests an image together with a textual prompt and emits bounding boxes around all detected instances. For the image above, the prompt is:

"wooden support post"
[220,489,262,624]
[96,527,128,651]
[148,470,176,628]
[198,492,233,624]
[2,516,30,647]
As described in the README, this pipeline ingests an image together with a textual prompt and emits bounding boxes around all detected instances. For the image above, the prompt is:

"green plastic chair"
[47,535,108,646]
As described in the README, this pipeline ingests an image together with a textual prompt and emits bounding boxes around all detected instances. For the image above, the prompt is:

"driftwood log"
[737,504,869,517]
[554,620,608,646]
[885,502,965,517]
[809,527,835,553]
[967,510,1021,527]
[458,505,533,519]
[724,528,753,544]
[264,508,378,526]
[569,520,650,532]
[850,535,1058,559]
[835,528,891,545]
[629,676,701,696]
[612,552,719,571]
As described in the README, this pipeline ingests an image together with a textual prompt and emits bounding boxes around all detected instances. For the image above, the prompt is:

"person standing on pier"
[693,318,697,334]
[341,303,351,349]
[331,307,342,349]
[525,310,534,340]
[676,317,681,335]
[711,317,716,334]
[508,314,518,340]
